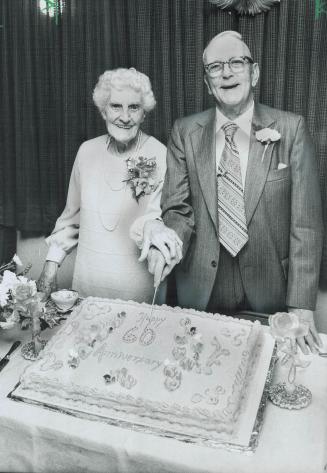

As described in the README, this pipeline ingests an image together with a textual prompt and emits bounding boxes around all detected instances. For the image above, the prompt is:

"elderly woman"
[38,68,180,303]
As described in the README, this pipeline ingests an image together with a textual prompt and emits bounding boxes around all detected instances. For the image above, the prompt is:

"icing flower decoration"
[67,349,80,369]
[103,373,116,384]
[116,367,137,389]
[78,344,93,360]
[172,345,187,361]
[255,127,281,163]
[104,368,137,389]
[163,360,182,392]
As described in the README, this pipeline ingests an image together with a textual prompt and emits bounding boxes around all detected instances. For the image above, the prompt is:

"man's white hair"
[203,31,252,63]
[215,30,242,40]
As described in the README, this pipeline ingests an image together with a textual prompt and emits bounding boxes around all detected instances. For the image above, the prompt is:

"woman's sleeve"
[45,150,82,265]
[129,142,167,249]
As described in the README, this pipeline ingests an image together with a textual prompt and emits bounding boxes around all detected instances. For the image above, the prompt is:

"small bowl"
[51,289,78,312]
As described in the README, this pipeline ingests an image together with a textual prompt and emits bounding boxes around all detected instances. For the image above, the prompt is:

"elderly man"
[141,31,323,353]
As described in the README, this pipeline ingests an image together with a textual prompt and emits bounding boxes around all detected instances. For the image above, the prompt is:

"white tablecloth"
[0,327,326,473]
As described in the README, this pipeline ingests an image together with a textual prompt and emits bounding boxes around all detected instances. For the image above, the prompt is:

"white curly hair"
[93,68,156,114]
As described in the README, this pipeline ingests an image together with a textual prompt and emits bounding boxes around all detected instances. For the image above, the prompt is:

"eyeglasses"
[204,56,254,77]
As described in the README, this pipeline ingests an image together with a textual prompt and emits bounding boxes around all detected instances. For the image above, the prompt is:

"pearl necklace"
[99,131,142,232]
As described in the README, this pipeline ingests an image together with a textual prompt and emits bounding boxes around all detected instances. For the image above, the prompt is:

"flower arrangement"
[0,256,44,331]
[0,255,48,359]
[125,156,160,202]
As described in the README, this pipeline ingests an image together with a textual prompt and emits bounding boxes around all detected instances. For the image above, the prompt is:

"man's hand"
[147,247,179,287]
[37,261,58,300]
[289,308,322,354]
[139,220,183,265]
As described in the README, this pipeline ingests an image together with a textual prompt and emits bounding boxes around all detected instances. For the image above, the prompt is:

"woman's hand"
[37,261,58,300]
[139,220,183,265]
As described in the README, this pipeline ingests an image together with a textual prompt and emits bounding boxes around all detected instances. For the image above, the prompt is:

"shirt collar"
[215,102,254,136]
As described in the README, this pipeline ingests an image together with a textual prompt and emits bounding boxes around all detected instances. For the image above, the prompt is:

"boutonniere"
[125,156,160,203]
[255,128,281,163]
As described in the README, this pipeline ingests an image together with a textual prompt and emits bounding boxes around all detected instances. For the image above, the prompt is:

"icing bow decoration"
[255,127,281,163]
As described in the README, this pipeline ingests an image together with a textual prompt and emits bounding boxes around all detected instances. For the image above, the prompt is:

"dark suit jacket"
[161,103,324,313]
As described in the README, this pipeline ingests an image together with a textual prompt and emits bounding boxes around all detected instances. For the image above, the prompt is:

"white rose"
[269,312,309,340]
[1,270,19,291]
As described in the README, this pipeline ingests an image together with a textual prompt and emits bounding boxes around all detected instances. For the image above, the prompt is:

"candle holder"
[268,312,311,410]
[268,344,311,409]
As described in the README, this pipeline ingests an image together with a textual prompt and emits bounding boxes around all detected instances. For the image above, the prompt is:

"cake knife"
[149,285,159,318]
[0,341,21,372]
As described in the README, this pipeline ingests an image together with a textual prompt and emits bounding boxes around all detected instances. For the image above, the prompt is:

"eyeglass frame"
[204,56,254,77]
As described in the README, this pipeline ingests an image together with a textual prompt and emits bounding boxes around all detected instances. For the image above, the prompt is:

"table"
[0,326,326,473]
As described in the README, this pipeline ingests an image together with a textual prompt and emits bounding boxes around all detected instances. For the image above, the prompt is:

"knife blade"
[0,341,21,372]
[149,285,159,319]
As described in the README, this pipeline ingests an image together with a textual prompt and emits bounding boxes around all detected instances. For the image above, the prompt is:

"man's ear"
[101,110,107,121]
[251,63,260,88]
[204,75,212,96]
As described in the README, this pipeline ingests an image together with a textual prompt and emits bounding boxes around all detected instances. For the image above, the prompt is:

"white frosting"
[15,297,263,443]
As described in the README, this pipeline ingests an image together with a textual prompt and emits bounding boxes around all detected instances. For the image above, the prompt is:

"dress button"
[211,260,217,268]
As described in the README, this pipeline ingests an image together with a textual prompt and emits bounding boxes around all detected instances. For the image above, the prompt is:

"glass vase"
[269,340,312,409]
[21,308,46,361]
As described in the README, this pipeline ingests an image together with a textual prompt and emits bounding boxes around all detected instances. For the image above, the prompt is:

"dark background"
[1,0,327,283]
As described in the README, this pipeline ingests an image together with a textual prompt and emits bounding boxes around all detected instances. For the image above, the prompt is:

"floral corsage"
[255,127,281,162]
[125,156,160,202]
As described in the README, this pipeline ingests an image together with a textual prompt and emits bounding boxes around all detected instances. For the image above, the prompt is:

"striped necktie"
[217,122,248,256]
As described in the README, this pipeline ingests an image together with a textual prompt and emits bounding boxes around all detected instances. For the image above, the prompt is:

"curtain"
[1,0,327,280]
[0,226,16,266]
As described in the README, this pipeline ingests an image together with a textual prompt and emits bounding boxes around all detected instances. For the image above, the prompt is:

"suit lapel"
[191,109,218,234]
[244,104,276,225]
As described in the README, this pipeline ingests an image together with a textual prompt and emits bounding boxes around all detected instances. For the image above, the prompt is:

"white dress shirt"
[215,103,254,186]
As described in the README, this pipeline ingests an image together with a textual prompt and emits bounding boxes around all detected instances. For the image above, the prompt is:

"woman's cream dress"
[46,134,166,303]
